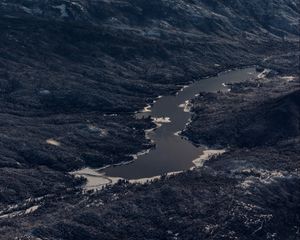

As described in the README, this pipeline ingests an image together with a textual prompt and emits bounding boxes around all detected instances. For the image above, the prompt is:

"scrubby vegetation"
[0,0,299,239]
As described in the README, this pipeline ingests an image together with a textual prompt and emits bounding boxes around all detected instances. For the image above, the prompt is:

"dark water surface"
[103,68,258,179]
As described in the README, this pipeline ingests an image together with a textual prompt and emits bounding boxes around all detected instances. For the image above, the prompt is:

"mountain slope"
[186,86,300,147]
[0,0,299,230]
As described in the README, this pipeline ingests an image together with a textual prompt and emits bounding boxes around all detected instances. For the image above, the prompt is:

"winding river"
[73,67,258,189]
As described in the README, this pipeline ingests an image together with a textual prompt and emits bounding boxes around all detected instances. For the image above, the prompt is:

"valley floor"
[1,61,299,240]
[0,1,299,239]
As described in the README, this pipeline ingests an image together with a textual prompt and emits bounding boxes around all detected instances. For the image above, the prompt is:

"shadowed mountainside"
[0,0,299,174]
[185,85,300,147]
[0,1,299,238]
[3,74,299,240]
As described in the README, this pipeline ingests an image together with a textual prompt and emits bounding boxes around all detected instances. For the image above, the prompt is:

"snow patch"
[239,168,286,189]
[174,131,182,136]
[24,205,40,215]
[257,69,271,79]
[19,5,42,15]
[129,171,182,184]
[70,1,84,11]
[87,125,108,137]
[0,205,40,219]
[130,149,151,160]
[192,149,226,168]
[152,117,171,124]
[280,76,297,82]
[53,4,69,17]
[151,117,171,129]
[103,113,118,117]
[176,85,189,95]
[142,104,152,113]
[46,139,61,147]
[178,100,191,112]
[71,168,122,191]
[20,6,32,14]
[39,89,51,95]
[180,85,189,92]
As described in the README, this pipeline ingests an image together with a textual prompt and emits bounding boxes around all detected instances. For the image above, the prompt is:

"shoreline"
[70,66,261,191]
[71,148,227,190]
